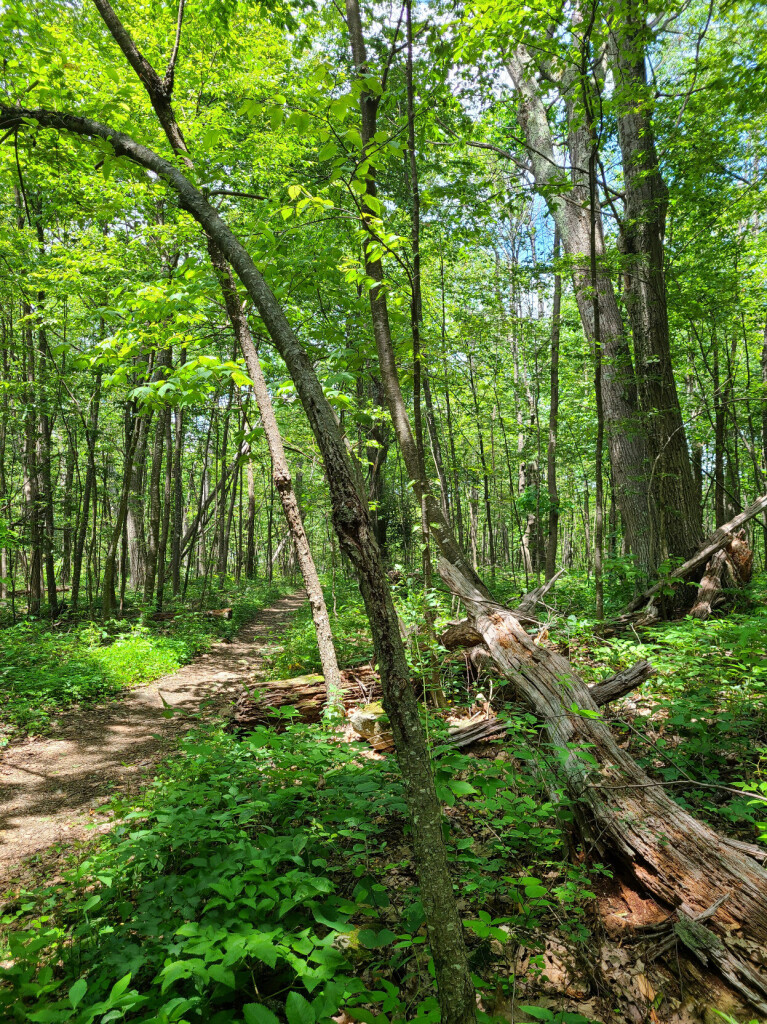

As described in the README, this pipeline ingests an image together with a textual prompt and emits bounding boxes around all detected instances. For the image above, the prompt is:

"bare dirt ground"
[0,591,306,889]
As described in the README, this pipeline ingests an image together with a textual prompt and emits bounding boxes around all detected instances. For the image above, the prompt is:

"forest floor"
[0,590,306,890]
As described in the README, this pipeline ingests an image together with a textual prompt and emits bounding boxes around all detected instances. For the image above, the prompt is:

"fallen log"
[643,901,767,1016]
[625,493,767,615]
[446,716,508,748]
[226,666,381,733]
[515,567,565,615]
[439,620,486,651]
[589,660,655,706]
[438,555,767,1008]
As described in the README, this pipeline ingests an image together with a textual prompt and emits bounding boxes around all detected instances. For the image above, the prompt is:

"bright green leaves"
[245,1005,280,1024]
[286,991,315,1024]
[68,978,87,1009]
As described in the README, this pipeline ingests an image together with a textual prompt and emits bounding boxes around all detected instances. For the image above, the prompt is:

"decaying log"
[691,531,754,621]
[437,555,767,1007]
[690,549,739,620]
[229,665,510,752]
[625,494,767,614]
[589,660,655,706]
[440,572,565,652]
[227,666,381,733]
[515,567,566,615]
[204,607,233,620]
[439,620,486,651]
[446,717,508,748]
[642,901,767,1016]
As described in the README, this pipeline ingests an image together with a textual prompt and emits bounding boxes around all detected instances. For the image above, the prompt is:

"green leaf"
[208,964,235,988]
[520,1008,554,1021]
[69,978,87,1009]
[358,928,397,948]
[109,973,132,1000]
[448,780,477,796]
[244,1005,280,1024]
[318,141,338,161]
[246,933,281,968]
[286,990,315,1024]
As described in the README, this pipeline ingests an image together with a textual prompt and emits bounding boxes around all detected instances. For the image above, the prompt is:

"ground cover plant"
[0,580,287,742]
[0,711,597,1024]
[4,569,767,1021]
[2,0,767,1016]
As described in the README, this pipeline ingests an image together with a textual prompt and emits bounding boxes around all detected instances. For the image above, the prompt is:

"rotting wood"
[589,660,654,705]
[624,493,767,614]
[226,667,382,734]
[437,554,767,1011]
[641,900,767,1016]
[691,530,754,621]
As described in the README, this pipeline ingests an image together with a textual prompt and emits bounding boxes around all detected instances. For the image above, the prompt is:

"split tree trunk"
[438,557,767,992]
[624,493,767,615]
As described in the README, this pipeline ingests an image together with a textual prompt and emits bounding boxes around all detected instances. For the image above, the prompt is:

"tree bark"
[71,369,102,611]
[545,228,562,582]
[155,408,173,609]
[144,403,168,603]
[624,493,767,614]
[608,0,702,559]
[439,555,767,998]
[507,46,660,575]
[207,241,344,711]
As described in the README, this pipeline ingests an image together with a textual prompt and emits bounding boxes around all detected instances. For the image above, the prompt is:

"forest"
[1,0,767,1021]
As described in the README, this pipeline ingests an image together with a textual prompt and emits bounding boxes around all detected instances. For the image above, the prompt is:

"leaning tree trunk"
[439,556,767,1009]
[207,240,344,712]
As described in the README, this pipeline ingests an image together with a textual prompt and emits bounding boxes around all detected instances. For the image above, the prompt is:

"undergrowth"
[0,713,597,1023]
[5,569,767,1022]
[0,579,288,741]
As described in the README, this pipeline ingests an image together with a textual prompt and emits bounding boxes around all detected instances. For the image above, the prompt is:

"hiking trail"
[0,591,306,888]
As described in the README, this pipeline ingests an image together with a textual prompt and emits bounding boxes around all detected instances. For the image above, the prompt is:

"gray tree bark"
[607,0,702,559]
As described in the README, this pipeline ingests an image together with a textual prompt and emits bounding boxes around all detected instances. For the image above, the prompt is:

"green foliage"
[269,581,373,676]
[1,708,596,1021]
[0,582,287,741]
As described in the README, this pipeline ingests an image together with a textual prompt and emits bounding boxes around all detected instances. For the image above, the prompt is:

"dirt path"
[0,591,306,889]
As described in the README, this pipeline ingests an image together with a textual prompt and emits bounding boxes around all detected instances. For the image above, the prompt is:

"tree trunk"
[207,241,343,707]
[170,353,186,596]
[608,0,702,560]
[156,409,173,609]
[71,370,102,611]
[145,403,168,603]
[545,229,562,582]
[507,46,660,576]
[439,556,767,1006]
[102,404,148,618]
[245,458,257,578]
